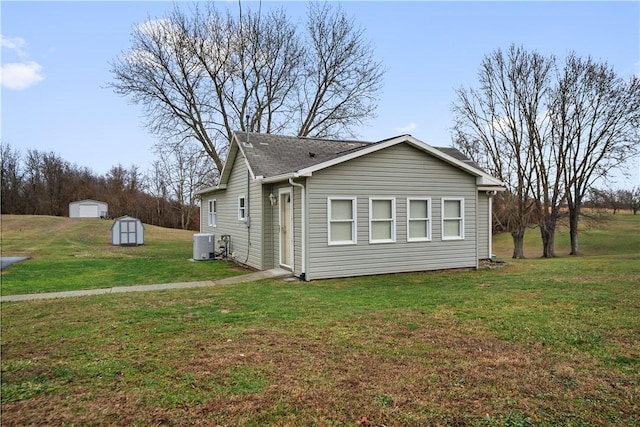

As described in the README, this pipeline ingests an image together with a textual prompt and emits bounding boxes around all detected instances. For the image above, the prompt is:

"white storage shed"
[111,216,145,246]
[69,199,108,218]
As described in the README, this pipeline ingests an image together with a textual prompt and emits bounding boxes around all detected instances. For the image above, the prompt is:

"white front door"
[279,189,293,269]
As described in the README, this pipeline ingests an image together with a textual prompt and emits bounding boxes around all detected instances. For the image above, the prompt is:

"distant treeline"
[1,144,200,230]
[585,187,640,215]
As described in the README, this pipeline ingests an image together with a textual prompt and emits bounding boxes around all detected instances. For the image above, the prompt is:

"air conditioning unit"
[193,233,215,261]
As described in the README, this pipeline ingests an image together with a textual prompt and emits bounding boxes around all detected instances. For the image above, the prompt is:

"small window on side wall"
[407,198,431,241]
[442,198,464,240]
[238,195,246,221]
[208,199,217,227]
[369,198,395,243]
[328,197,357,245]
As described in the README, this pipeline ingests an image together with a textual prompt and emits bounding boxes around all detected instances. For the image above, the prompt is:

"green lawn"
[1,215,247,294]
[1,213,639,426]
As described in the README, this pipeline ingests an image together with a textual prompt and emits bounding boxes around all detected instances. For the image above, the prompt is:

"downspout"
[243,169,252,264]
[487,191,496,260]
[289,177,306,281]
[475,192,479,269]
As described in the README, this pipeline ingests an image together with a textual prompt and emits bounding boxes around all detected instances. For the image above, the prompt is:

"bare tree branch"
[109,2,384,172]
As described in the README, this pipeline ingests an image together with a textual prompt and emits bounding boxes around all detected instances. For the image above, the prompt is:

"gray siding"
[306,144,479,280]
[260,182,304,276]
[261,185,277,270]
[199,152,263,270]
[477,192,490,259]
[292,183,304,276]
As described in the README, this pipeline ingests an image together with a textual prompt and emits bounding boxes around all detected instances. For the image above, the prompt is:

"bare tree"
[1,142,23,214]
[105,164,143,218]
[152,140,217,229]
[631,187,640,215]
[297,2,384,138]
[110,7,226,171]
[454,46,639,258]
[453,46,549,258]
[550,54,640,254]
[145,160,170,227]
[110,2,384,172]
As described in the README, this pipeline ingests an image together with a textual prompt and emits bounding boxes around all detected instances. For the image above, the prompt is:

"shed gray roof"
[235,131,373,178]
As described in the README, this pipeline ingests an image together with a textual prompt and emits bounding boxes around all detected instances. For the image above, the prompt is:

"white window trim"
[369,197,396,244]
[238,195,246,221]
[327,197,357,246]
[441,197,465,240]
[407,197,431,242]
[208,199,217,227]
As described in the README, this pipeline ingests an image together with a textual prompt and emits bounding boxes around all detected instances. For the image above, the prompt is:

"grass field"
[1,215,247,295]
[1,213,639,426]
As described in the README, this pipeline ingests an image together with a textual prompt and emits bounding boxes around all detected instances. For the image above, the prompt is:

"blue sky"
[2,1,639,187]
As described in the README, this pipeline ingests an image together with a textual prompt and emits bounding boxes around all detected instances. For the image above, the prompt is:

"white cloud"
[1,61,45,90]
[1,35,27,57]
[1,34,45,90]
[396,122,417,133]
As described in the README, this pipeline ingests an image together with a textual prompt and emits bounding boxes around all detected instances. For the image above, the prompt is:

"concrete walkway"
[0,257,30,271]
[0,268,294,302]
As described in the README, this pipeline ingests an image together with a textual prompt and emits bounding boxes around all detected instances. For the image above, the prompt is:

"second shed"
[111,216,145,246]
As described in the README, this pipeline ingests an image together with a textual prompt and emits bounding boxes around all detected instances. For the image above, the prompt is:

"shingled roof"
[191,131,504,195]
[235,131,373,178]
[432,146,485,172]
[235,131,489,179]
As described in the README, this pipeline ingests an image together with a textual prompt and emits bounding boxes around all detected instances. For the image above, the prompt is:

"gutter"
[260,171,311,184]
[288,176,306,281]
[194,184,227,196]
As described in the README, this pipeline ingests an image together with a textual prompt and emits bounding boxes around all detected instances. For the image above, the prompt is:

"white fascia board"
[260,172,307,184]
[195,186,217,196]
[194,184,226,196]
[476,175,506,187]
[478,185,507,192]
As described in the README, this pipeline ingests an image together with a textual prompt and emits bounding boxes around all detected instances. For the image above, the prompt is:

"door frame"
[278,187,294,269]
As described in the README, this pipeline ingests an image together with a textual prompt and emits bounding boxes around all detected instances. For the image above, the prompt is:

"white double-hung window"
[442,198,464,239]
[238,195,246,221]
[369,198,395,243]
[407,198,431,241]
[208,199,217,227]
[328,197,357,245]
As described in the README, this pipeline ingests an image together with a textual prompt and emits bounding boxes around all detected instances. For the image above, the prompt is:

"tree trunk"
[511,227,526,259]
[569,206,580,255]
[539,213,557,258]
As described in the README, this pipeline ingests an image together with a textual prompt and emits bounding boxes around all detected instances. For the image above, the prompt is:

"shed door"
[279,190,293,269]
[119,220,137,245]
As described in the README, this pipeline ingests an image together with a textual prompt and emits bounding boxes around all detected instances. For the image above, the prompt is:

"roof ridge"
[233,130,373,145]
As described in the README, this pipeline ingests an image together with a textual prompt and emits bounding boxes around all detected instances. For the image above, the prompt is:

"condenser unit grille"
[193,233,215,260]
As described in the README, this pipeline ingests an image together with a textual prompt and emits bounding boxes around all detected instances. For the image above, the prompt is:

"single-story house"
[196,132,505,281]
[69,199,108,218]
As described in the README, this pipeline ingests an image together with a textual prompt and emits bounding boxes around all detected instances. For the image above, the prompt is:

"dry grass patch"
[2,214,639,425]
[2,302,638,426]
